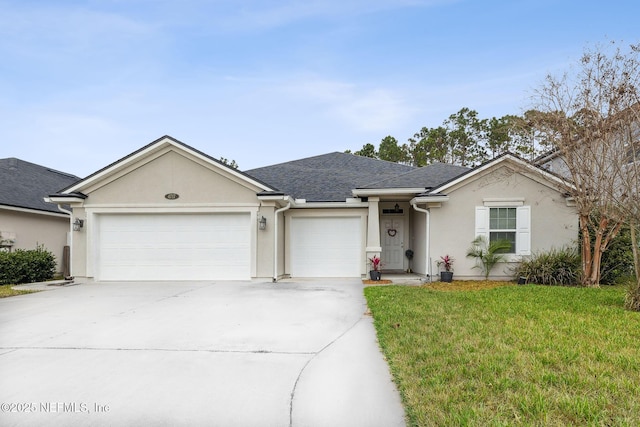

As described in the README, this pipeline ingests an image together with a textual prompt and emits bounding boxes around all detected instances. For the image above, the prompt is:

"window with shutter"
[475,205,531,257]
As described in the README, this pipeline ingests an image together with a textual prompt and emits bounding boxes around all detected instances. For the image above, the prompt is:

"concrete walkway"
[0,280,405,426]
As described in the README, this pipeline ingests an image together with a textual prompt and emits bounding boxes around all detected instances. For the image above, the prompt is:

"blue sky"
[2,0,639,177]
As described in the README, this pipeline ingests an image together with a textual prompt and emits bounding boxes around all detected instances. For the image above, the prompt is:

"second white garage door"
[290,216,362,277]
[97,213,251,281]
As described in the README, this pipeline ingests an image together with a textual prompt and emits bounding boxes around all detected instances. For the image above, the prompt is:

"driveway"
[0,280,405,426]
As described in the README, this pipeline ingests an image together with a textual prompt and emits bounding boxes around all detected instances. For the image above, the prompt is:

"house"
[46,135,578,282]
[0,158,81,274]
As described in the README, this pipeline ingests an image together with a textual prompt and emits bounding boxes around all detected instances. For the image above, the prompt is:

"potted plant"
[405,249,414,273]
[437,255,454,282]
[368,255,382,281]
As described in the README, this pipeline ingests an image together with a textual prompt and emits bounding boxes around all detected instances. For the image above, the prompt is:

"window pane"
[506,208,516,229]
[489,208,517,231]
[490,209,497,228]
[490,231,516,253]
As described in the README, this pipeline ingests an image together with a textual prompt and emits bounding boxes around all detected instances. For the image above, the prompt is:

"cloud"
[280,76,418,132]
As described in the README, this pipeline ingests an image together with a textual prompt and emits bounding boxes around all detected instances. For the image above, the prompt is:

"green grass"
[364,284,640,426]
[0,284,37,298]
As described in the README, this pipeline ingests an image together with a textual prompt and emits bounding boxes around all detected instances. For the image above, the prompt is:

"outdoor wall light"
[258,216,267,230]
[73,218,84,231]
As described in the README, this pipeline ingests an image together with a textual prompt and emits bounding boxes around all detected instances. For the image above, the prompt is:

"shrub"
[599,226,636,285]
[513,246,581,286]
[0,245,56,285]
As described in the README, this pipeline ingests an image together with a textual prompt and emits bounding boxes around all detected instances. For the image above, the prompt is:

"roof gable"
[61,135,275,195]
[0,158,80,214]
[428,153,572,195]
[245,152,415,201]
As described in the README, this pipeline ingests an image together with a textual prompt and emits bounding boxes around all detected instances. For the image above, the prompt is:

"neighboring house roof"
[532,148,564,168]
[359,162,471,190]
[0,158,80,214]
[245,152,416,202]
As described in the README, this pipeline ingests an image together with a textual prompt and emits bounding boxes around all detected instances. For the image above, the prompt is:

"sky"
[2,0,639,178]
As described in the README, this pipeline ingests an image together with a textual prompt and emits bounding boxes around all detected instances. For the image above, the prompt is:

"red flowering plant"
[368,255,382,271]
[437,255,454,272]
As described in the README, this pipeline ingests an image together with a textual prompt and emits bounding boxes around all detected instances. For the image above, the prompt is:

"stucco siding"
[86,150,260,206]
[429,165,578,280]
[0,209,69,273]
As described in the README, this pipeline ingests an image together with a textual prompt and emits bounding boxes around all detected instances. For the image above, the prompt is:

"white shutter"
[516,206,531,256]
[475,207,489,241]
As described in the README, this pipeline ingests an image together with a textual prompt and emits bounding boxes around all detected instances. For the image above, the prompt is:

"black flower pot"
[440,271,453,283]
[369,270,382,281]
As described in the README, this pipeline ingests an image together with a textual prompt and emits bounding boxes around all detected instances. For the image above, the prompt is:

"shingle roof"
[245,152,416,201]
[0,158,81,214]
[359,162,471,190]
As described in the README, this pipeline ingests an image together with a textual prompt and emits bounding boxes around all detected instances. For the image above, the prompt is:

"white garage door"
[290,216,362,277]
[97,213,251,281]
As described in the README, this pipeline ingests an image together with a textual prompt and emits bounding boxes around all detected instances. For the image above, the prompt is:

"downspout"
[54,202,74,278]
[412,203,431,281]
[273,202,291,282]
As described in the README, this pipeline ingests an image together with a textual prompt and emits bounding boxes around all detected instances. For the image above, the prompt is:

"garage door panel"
[97,213,251,281]
[290,217,361,277]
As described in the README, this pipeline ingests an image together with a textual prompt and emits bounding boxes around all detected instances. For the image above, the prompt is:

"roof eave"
[46,193,88,204]
[410,195,450,204]
[352,188,426,197]
[289,199,369,208]
[0,203,70,218]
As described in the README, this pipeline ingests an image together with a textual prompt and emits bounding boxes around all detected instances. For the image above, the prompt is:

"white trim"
[1,204,70,218]
[411,203,431,280]
[46,196,86,205]
[85,206,258,214]
[474,206,490,242]
[516,206,531,256]
[409,195,450,204]
[352,188,426,197]
[80,203,261,209]
[290,201,369,209]
[483,198,524,207]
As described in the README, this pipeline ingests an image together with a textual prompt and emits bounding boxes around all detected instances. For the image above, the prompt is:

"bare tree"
[610,104,640,309]
[532,41,640,288]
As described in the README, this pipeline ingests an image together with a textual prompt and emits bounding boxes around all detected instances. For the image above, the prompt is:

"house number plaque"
[165,193,179,200]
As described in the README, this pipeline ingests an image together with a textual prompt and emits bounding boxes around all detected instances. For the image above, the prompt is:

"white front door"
[381,217,404,270]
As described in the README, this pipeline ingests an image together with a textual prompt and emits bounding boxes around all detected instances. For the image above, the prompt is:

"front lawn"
[0,284,37,298]
[365,283,640,426]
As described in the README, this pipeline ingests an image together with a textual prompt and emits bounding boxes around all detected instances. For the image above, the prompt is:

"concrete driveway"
[0,280,405,426]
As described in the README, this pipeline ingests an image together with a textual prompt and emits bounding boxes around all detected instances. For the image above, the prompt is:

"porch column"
[366,197,382,264]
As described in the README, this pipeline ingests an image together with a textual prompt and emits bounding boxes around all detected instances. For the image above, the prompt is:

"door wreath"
[387,229,397,237]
